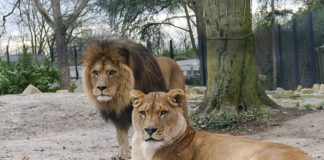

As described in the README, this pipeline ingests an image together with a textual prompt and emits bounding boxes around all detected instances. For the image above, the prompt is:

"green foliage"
[295,102,300,108]
[302,104,313,110]
[174,48,197,60]
[70,80,78,93]
[0,54,59,95]
[295,103,315,110]
[192,111,270,131]
[300,0,324,11]
[159,48,197,60]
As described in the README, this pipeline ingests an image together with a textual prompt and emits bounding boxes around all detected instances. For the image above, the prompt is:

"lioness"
[83,38,184,159]
[130,89,312,160]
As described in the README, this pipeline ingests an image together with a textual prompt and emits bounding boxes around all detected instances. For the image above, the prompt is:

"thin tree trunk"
[197,0,280,114]
[52,0,70,90]
[56,30,71,90]
[192,0,207,85]
[182,2,198,57]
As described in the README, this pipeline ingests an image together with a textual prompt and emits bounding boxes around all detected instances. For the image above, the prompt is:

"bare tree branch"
[32,0,54,28]
[66,0,90,25]
[164,15,195,22]
[144,22,189,32]
[1,0,21,37]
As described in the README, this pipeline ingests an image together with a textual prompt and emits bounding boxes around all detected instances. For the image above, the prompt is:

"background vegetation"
[0,53,59,95]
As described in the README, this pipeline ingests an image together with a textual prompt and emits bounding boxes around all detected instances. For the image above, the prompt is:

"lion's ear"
[130,90,145,108]
[118,47,130,64]
[167,89,186,108]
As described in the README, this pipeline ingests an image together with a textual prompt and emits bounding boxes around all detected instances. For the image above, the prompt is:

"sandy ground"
[0,93,323,160]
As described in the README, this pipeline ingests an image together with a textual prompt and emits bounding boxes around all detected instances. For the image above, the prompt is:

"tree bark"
[197,0,280,114]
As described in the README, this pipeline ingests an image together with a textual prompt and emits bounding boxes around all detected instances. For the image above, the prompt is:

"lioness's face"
[90,58,121,102]
[130,89,187,144]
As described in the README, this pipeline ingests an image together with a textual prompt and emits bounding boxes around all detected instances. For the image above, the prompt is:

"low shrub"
[0,54,59,95]
[191,111,270,131]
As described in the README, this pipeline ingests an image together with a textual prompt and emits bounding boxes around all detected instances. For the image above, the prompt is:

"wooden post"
[50,46,54,64]
[73,46,79,80]
[6,45,9,63]
[277,24,283,87]
[169,40,174,59]
[198,32,207,86]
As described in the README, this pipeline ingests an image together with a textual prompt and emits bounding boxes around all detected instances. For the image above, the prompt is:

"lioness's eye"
[160,111,168,116]
[139,111,146,116]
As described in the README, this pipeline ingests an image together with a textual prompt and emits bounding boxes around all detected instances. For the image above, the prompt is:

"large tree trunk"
[197,0,280,114]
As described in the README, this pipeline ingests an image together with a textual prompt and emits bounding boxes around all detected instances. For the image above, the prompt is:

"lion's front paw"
[111,154,127,160]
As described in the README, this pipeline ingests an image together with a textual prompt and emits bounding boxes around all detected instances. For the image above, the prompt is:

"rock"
[56,90,69,93]
[319,84,324,94]
[0,101,6,106]
[301,88,313,94]
[22,84,42,95]
[187,94,204,100]
[312,84,320,93]
[273,88,297,99]
[296,85,303,92]
[259,74,267,81]
[186,86,206,94]
[276,87,285,93]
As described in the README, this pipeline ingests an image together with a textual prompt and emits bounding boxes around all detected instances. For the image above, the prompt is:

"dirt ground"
[0,93,323,160]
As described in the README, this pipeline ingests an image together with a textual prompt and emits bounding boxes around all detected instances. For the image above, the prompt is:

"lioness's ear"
[167,89,186,108]
[130,90,145,108]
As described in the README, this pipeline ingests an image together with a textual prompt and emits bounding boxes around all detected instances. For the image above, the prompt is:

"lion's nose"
[144,128,158,135]
[97,85,107,91]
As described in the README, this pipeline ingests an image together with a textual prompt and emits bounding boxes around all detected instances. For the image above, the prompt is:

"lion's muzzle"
[97,95,112,102]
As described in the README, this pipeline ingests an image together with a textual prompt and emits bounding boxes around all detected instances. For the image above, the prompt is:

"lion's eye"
[139,111,146,116]
[92,70,99,76]
[108,70,116,77]
[160,111,168,116]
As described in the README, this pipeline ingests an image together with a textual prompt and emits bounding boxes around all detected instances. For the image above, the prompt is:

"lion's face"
[83,41,135,108]
[89,58,122,102]
[130,89,188,145]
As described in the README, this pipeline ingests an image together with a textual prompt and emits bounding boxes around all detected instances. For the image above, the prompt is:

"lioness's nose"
[144,128,158,135]
[97,85,107,91]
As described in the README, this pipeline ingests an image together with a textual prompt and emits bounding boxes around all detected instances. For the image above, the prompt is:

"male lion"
[82,38,184,159]
[130,89,312,160]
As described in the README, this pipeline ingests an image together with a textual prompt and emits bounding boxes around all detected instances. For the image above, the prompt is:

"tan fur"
[130,89,312,160]
[82,38,185,159]
[155,57,185,91]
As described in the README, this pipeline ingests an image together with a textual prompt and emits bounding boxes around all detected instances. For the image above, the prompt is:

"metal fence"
[255,9,324,90]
